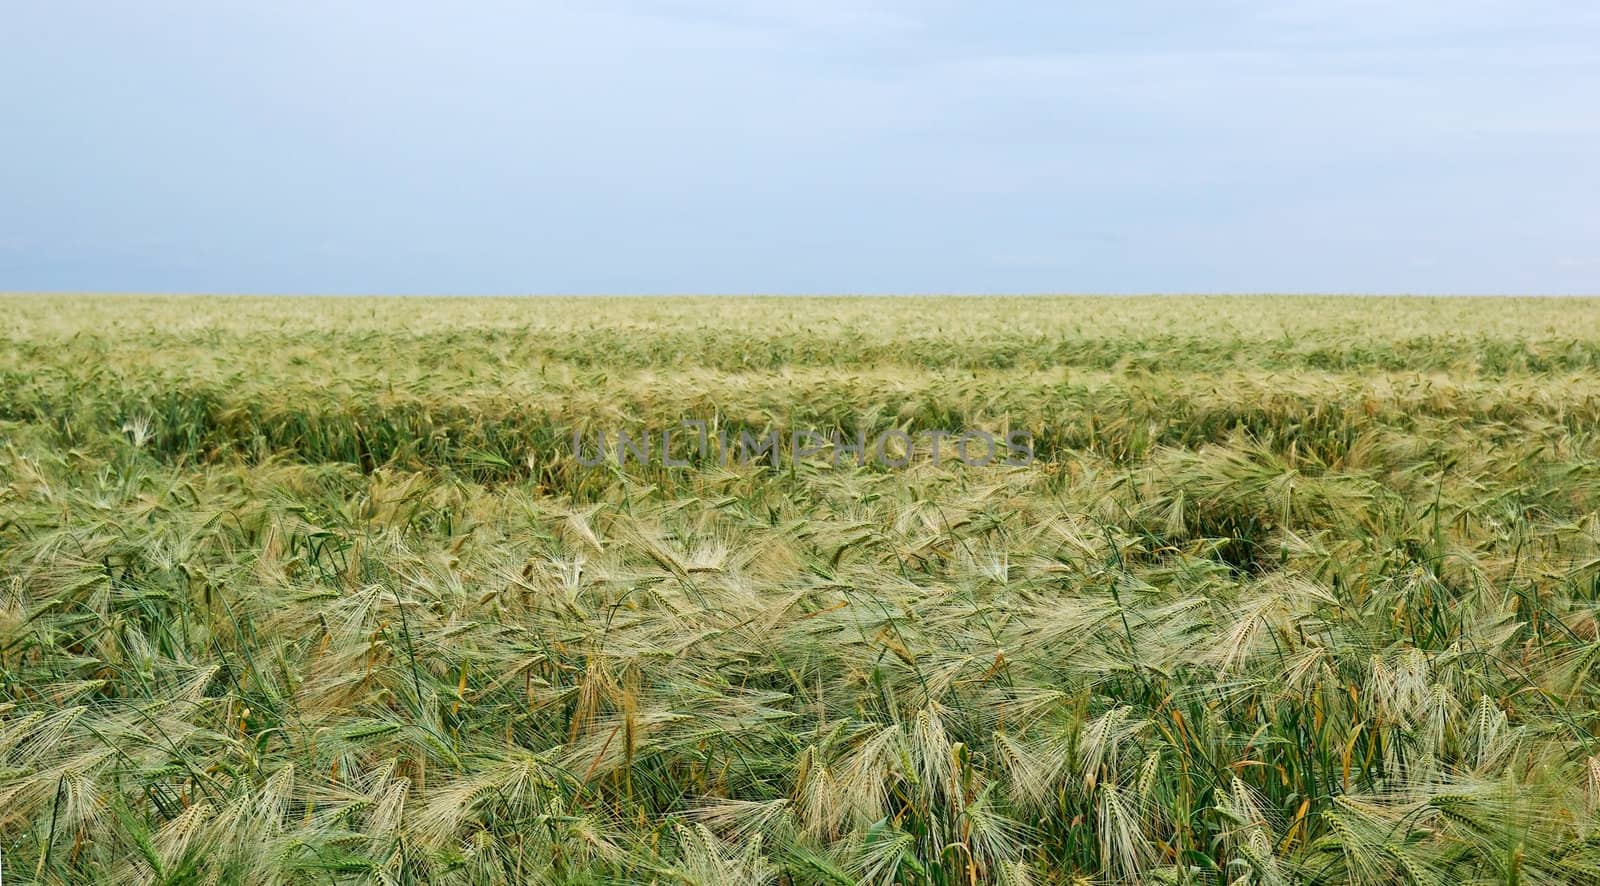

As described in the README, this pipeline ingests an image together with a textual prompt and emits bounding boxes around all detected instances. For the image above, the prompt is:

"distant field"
[6,295,1600,883]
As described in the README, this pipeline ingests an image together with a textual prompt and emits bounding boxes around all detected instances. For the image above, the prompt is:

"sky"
[2,1,1597,295]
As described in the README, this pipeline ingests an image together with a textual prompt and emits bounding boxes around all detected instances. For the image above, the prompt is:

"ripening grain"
[4,295,1600,884]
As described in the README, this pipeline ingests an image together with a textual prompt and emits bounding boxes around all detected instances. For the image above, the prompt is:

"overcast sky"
[3,1,1597,294]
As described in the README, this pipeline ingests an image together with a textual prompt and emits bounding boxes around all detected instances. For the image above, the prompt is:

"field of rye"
[8,294,1600,884]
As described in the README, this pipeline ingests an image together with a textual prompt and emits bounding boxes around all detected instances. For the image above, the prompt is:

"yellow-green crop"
[5,294,1600,884]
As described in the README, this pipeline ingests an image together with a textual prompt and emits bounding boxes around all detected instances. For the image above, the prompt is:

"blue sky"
[3,1,1596,294]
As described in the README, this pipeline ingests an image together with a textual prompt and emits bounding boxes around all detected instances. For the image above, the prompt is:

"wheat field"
[6,295,1600,884]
